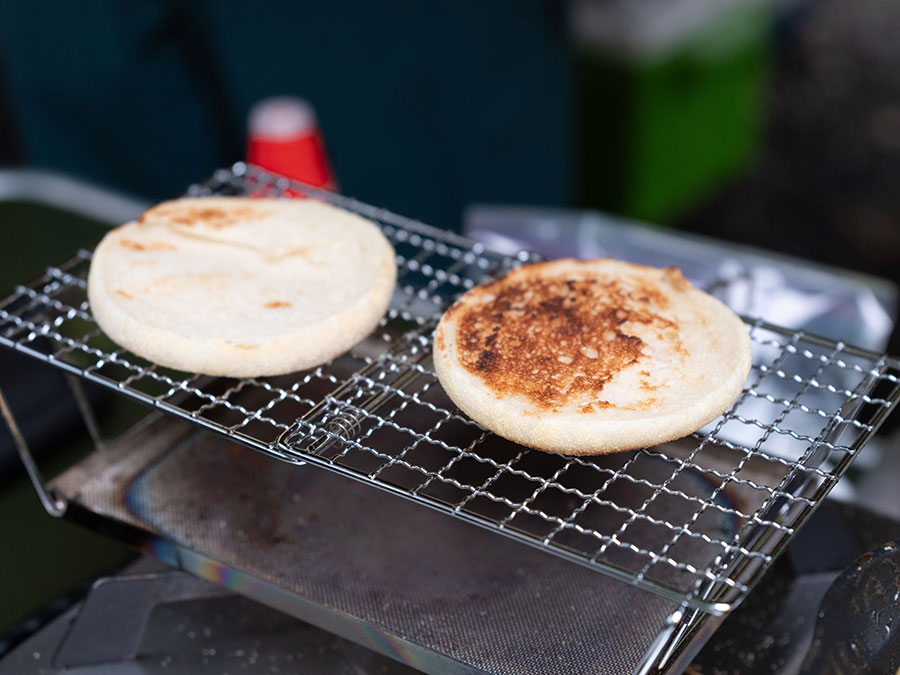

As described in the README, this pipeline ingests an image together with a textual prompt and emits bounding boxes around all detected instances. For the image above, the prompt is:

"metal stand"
[0,384,66,517]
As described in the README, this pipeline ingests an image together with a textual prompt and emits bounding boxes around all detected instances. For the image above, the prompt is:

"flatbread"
[88,197,396,377]
[433,258,751,455]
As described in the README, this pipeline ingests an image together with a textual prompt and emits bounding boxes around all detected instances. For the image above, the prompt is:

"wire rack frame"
[1,163,898,615]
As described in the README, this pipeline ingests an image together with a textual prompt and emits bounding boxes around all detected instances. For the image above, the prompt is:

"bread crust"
[433,259,751,455]
[88,197,396,377]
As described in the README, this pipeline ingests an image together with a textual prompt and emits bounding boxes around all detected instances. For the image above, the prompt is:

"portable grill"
[1,163,898,674]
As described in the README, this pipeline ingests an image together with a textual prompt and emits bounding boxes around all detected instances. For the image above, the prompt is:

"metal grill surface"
[1,164,898,614]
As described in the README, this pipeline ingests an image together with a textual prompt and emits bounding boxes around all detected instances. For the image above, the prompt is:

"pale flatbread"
[433,258,751,455]
[88,197,396,377]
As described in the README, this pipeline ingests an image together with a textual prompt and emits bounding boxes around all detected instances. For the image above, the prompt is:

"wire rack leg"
[63,373,106,451]
[0,384,66,516]
[631,604,720,675]
[631,608,684,675]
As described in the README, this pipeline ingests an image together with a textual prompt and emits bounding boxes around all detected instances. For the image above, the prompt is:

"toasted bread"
[433,259,751,455]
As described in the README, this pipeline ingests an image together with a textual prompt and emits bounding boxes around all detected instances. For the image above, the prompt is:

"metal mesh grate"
[2,164,898,614]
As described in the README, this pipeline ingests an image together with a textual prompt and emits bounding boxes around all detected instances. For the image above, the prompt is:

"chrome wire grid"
[1,164,898,614]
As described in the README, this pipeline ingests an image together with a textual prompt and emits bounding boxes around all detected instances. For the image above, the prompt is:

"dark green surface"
[0,443,133,633]
[0,200,106,281]
[0,200,133,634]
[576,3,771,223]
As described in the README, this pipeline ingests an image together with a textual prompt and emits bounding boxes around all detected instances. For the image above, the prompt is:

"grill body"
[1,164,898,673]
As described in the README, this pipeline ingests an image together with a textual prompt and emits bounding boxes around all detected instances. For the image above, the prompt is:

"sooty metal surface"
[51,415,682,675]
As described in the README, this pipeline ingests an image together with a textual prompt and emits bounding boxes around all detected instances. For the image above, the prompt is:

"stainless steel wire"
[1,163,897,614]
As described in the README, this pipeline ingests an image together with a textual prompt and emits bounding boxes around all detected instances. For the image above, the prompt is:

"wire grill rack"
[1,164,898,614]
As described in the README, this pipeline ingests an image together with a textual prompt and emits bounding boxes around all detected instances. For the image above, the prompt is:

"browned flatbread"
[433,258,751,455]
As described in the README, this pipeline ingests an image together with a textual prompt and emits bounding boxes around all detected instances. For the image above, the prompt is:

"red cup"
[246,97,337,190]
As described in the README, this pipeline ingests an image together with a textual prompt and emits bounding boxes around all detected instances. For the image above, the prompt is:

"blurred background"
[0,0,897,280]
[1,1,898,286]
[1,1,898,338]
[1,0,900,668]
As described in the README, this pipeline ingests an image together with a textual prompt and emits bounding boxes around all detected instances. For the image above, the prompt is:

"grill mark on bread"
[115,289,132,299]
[663,266,690,291]
[153,224,316,263]
[118,238,176,251]
[452,264,685,411]
[264,300,291,308]
[139,204,272,228]
[580,401,612,414]
[639,369,657,392]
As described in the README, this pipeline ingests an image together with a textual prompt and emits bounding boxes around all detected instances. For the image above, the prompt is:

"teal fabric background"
[0,1,571,229]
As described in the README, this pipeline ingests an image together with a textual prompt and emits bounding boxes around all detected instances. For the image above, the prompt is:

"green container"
[574,0,772,223]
